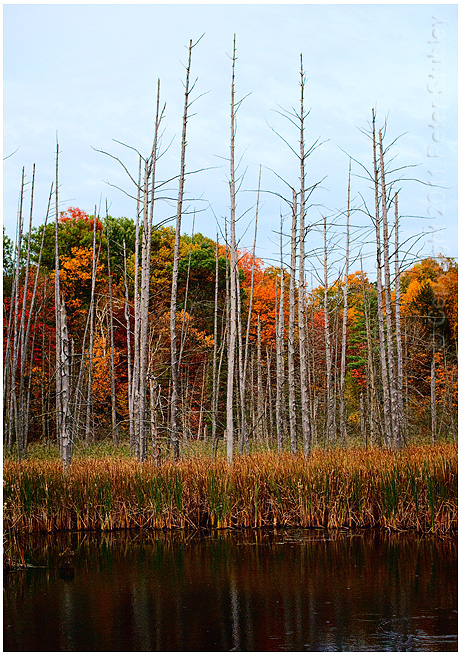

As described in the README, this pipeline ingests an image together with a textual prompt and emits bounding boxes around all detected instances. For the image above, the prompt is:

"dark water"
[4,530,457,652]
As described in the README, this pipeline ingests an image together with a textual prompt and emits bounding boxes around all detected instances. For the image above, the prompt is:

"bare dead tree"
[179,215,195,367]
[150,378,161,464]
[256,313,265,443]
[338,161,351,446]
[226,34,238,462]
[5,168,25,452]
[131,156,142,456]
[138,84,164,461]
[123,239,133,443]
[287,189,298,454]
[54,141,64,457]
[371,110,392,447]
[16,165,35,458]
[84,206,99,446]
[275,215,286,454]
[22,184,53,454]
[59,294,72,470]
[323,216,335,447]
[394,192,405,446]
[211,233,220,455]
[360,256,380,446]
[239,166,261,455]
[378,129,400,449]
[297,55,311,458]
[171,38,199,461]
[105,205,119,446]
[430,330,437,445]
[266,346,274,447]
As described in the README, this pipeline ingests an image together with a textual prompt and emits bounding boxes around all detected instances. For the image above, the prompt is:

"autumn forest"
[3,38,458,471]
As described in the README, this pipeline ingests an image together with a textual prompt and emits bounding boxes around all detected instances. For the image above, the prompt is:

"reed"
[3,445,457,536]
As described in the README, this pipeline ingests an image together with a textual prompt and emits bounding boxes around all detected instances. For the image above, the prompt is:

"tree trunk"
[288,189,298,454]
[211,234,219,455]
[138,85,164,460]
[226,35,238,462]
[106,208,119,446]
[17,164,35,460]
[266,346,274,448]
[378,129,400,449]
[131,156,142,456]
[138,159,151,459]
[150,378,161,465]
[256,314,264,444]
[360,392,366,445]
[85,206,99,446]
[394,192,405,447]
[59,295,72,470]
[179,217,195,367]
[297,55,311,458]
[371,110,392,447]
[361,258,380,446]
[54,143,63,457]
[339,161,351,447]
[275,225,285,454]
[171,40,196,462]
[123,239,133,446]
[21,182,53,455]
[323,216,334,448]
[431,332,437,445]
[239,167,260,455]
[7,168,25,453]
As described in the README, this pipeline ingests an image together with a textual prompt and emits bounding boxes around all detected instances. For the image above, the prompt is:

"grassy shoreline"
[3,445,457,536]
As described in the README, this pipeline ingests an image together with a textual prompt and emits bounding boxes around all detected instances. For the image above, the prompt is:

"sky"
[3,3,458,281]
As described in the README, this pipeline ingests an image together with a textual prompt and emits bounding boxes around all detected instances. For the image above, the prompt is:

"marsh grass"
[3,445,457,536]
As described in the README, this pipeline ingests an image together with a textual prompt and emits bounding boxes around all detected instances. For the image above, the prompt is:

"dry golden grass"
[3,445,457,535]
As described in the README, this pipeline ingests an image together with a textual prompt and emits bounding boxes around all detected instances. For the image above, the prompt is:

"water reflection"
[4,530,457,651]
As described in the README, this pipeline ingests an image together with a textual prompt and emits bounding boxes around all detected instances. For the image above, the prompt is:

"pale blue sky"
[3,3,458,276]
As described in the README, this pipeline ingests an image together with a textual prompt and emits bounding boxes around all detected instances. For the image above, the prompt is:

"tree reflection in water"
[4,530,457,652]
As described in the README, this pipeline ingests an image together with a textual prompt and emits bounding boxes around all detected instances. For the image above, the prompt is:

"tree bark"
[150,378,161,465]
[84,206,99,446]
[138,85,163,460]
[371,110,392,447]
[105,208,119,446]
[238,168,260,454]
[6,168,25,453]
[54,143,63,457]
[361,257,380,446]
[339,161,351,447]
[59,294,72,470]
[275,221,285,454]
[256,314,264,444]
[394,192,405,447]
[226,35,238,462]
[323,216,334,447]
[123,239,133,446]
[287,189,298,454]
[131,156,142,456]
[211,234,219,455]
[266,346,273,448]
[378,129,400,449]
[17,165,35,459]
[430,331,437,445]
[171,40,195,462]
[297,55,311,458]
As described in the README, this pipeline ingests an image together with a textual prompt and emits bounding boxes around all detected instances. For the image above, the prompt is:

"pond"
[4,530,457,652]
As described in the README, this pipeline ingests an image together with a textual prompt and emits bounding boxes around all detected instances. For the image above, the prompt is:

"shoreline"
[4,445,457,537]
